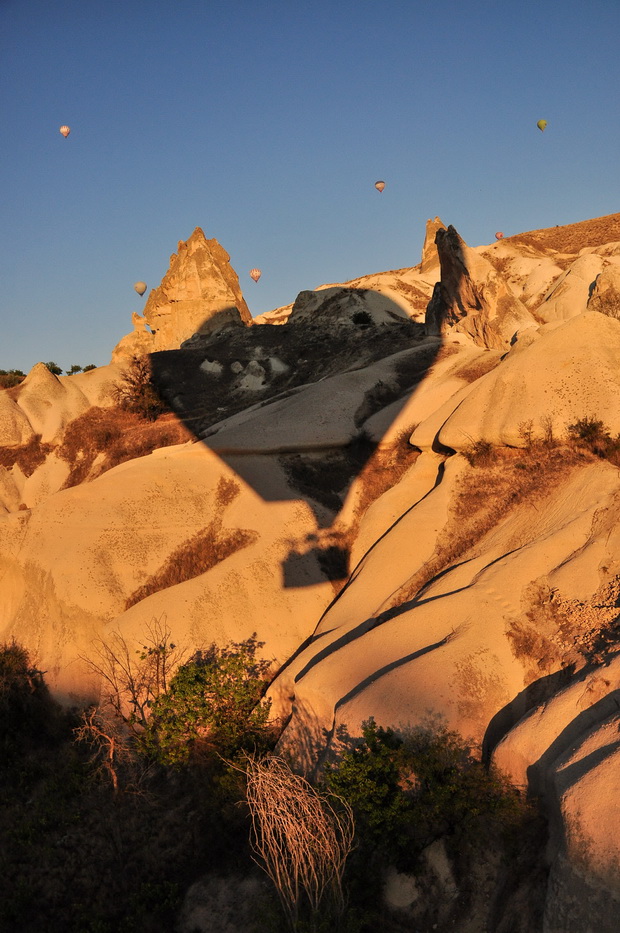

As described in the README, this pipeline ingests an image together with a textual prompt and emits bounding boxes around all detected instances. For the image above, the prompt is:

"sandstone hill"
[2,212,620,931]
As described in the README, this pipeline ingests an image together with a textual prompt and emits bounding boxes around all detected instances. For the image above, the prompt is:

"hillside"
[1,215,620,932]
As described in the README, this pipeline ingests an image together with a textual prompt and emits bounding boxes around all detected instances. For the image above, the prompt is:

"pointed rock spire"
[425,225,536,349]
[113,229,251,359]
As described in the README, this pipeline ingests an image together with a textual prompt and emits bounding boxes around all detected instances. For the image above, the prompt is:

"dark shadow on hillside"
[147,293,440,589]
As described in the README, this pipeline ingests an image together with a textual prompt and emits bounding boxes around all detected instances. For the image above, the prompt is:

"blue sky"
[1,0,619,372]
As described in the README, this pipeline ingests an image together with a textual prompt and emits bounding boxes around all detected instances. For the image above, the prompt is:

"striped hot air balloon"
[59,125,71,138]
[249,269,262,283]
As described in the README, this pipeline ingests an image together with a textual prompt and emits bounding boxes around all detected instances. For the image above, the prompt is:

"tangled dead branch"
[244,755,355,931]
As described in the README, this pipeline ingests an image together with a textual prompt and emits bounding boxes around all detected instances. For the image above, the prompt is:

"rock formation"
[112,228,252,360]
[3,211,620,931]
[425,224,537,348]
[419,215,446,275]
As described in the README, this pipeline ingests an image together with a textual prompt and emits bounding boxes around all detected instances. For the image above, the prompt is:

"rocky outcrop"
[287,285,411,326]
[418,310,620,451]
[535,252,604,322]
[587,262,620,320]
[113,229,251,359]
[425,225,537,349]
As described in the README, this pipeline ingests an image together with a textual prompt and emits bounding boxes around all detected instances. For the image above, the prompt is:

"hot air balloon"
[375,180,386,193]
[536,119,547,132]
[495,232,504,240]
[249,269,262,283]
[59,125,71,138]
[134,281,147,296]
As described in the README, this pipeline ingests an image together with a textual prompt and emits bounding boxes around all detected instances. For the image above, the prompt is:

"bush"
[0,369,25,388]
[142,635,274,765]
[567,415,620,462]
[327,719,531,873]
[352,310,373,327]
[463,438,495,466]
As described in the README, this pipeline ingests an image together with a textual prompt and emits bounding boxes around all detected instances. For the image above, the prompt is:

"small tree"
[143,634,273,765]
[112,355,167,421]
[83,364,97,372]
[245,755,355,932]
[44,361,63,375]
[0,369,25,388]
[68,364,83,375]
[82,618,185,734]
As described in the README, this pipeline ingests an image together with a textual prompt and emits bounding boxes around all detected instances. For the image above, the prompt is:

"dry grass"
[125,526,257,609]
[124,477,257,609]
[509,576,620,683]
[0,434,54,477]
[386,442,593,610]
[58,407,195,487]
[506,212,620,255]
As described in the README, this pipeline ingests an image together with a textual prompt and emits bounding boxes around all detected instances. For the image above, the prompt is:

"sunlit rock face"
[419,215,446,276]
[113,228,252,359]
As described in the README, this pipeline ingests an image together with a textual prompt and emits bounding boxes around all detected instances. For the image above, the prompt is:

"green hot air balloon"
[537,119,548,132]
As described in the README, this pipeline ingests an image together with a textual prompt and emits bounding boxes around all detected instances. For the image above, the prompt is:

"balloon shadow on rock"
[148,293,441,589]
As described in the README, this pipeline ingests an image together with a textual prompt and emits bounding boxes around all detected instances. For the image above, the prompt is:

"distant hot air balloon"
[495,232,504,240]
[59,125,71,138]
[249,268,262,283]
[536,119,547,132]
[134,281,147,296]
[375,180,386,193]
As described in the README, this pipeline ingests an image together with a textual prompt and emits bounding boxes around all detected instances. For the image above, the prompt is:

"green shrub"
[327,719,531,874]
[142,635,274,765]
[0,369,25,388]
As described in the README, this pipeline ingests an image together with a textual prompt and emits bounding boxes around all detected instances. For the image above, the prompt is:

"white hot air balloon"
[134,281,147,296]
[59,125,71,138]
[249,268,262,283]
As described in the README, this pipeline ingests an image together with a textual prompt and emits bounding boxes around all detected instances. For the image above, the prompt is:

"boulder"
[535,253,604,323]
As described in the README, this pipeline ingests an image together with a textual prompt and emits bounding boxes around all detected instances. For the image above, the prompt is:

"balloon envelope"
[134,281,147,296]
[375,180,386,193]
[249,268,261,283]
[59,125,70,138]
[536,119,547,132]
[495,232,504,240]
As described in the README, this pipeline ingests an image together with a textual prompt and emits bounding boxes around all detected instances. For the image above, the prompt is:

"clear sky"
[2,0,619,373]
